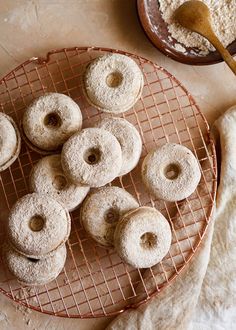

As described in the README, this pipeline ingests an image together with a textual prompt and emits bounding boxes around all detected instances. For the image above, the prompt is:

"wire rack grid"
[0,46,217,318]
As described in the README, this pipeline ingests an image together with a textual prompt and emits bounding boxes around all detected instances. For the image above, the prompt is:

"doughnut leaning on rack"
[29,155,90,211]
[95,117,142,176]
[80,186,139,246]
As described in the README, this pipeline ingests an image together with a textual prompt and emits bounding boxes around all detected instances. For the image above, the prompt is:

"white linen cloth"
[106,106,236,330]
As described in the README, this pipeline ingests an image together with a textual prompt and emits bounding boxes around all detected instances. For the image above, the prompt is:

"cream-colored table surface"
[0,1,235,329]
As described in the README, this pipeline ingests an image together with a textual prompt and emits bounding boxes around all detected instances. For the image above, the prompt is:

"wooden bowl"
[137,0,236,65]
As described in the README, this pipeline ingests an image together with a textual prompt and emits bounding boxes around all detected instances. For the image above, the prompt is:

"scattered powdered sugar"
[159,0,236,55]
[0,311,8,322]
[14,287,34,325]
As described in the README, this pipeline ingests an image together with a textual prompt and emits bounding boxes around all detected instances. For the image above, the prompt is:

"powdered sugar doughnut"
[114,207,172,268]
[142,143,201,201]
[83,54,144,113]
[0,113,21,172]
[3,244,66,286]
[61,128,122,187]
[95,118,142,176]
[30,155,90,211]
[8,193,71,258]
[22,93,82,152]
[81,186,139,246]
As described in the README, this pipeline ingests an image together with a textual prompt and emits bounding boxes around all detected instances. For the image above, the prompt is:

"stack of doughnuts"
[81,190,172,269]
[5,193,70,286]
[1,53,203,282]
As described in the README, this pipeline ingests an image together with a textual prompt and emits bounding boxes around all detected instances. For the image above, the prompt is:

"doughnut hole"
[27,258,39,263]
[140,232,157,249]
[106,71,123,88]
[164,163,181,180]
[52,175,68,191]
[104,208,120,224]
[44,112,62,129]
[29,215,45,232]
[84,148,101,165]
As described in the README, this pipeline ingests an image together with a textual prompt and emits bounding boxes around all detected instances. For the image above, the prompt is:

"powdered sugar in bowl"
[137,0,236,65]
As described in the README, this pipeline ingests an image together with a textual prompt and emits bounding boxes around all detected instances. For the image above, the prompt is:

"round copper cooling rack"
[0,47,217,318]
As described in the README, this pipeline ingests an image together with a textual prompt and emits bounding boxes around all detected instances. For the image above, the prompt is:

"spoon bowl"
[174,1,211,33]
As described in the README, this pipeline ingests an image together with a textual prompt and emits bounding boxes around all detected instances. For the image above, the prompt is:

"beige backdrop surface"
[0,1,235,329]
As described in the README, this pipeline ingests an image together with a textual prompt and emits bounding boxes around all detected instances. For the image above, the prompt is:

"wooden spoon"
[174,0,236,75]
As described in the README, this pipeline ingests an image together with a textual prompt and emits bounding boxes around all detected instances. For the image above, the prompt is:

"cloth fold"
[190,106,236,330]
[106,106,236,330]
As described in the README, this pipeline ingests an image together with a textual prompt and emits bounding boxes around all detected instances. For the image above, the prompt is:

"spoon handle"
[207,31,236,75]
